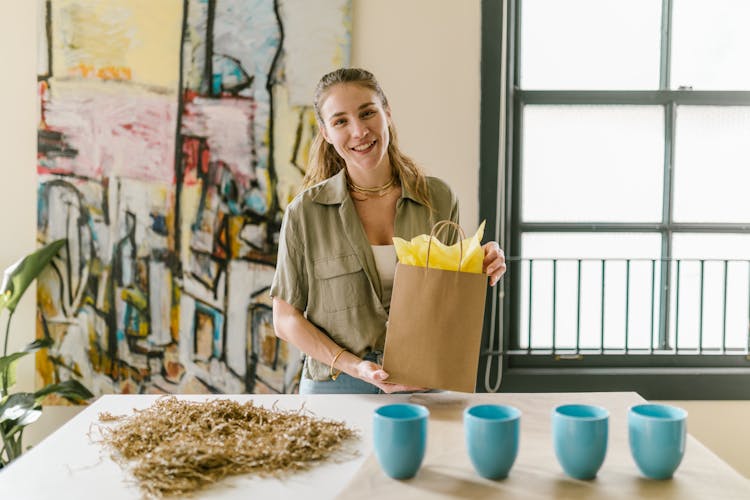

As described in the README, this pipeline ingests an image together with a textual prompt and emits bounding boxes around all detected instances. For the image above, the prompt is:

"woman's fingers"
[482,241,507,286]
[377,382,428,394]
[356,360,427,393]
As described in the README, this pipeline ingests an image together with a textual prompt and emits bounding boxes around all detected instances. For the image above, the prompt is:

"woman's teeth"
[352,140,375,152]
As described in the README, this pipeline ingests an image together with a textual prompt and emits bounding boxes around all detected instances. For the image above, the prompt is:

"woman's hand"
[355,360,427,394]
[482,241,507,286]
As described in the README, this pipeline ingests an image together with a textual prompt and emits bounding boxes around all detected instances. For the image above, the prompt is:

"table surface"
[0,392,747,499]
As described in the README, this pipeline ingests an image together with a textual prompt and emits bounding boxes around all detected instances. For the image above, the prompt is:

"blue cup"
[464,404,521,479]
[552,404,609,480]
[373,403,429,479]
[629,404,687,480]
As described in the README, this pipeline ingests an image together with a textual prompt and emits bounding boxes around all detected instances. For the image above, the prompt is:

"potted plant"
[0,239,94,468]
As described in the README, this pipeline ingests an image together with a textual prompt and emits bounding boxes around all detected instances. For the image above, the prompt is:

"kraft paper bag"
[382,221,488,393]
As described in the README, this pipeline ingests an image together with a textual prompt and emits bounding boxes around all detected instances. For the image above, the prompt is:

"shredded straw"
[97,397,358,498]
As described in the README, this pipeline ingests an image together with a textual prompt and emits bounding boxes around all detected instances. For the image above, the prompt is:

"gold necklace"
[347,175,397,199]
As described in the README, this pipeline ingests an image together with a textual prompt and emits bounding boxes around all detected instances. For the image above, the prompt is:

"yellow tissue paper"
[392,220,486,274]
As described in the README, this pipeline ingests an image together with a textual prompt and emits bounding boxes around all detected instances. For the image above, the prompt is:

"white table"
[0,392,747,499]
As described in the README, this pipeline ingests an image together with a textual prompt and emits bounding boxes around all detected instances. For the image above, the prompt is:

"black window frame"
[478,0,750,399]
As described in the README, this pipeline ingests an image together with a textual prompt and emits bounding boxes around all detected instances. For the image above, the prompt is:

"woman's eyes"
[331,109,376,126]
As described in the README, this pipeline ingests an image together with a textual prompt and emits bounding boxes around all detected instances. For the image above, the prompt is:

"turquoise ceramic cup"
[552,404,609,480]
[464,404,521,479]
[373,403,429,479]
[628,404,687,479]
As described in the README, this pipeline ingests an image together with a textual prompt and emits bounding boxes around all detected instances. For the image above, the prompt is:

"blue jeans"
[299,350,383,395]
[299,371,382,394]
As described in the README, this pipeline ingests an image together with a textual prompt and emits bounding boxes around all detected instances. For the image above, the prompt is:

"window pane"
[519,233,661,350]
[670,234,750,351]
[672,0,750,90]
[673,106,750,223]
[520,0,661,89]
[522,106,664,223]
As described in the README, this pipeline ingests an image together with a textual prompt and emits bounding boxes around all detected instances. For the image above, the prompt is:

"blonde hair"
[302,68,431,208]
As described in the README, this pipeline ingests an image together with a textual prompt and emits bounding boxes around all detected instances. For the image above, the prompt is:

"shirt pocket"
[314,254,371,312]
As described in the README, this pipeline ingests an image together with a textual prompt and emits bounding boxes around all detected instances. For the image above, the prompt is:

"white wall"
[0,0,39,395]
[2,0,749,481]
[351,0,481,231]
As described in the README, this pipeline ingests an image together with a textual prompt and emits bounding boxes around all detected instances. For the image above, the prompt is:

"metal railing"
[505,257,750,357]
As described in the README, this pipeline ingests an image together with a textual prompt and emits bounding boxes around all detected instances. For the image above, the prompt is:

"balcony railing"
[480,258,750,396]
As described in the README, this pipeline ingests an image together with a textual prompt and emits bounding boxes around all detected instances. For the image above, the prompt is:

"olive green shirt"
[270,168,459,381]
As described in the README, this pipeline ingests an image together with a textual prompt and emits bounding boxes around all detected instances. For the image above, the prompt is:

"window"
[479,0,750,398]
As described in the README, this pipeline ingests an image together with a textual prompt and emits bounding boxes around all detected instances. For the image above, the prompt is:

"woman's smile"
[351,139,377,153]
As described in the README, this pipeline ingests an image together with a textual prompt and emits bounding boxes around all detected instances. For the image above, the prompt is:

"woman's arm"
[272,297,423,393]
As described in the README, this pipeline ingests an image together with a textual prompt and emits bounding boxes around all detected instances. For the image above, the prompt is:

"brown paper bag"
[382,221,488,392]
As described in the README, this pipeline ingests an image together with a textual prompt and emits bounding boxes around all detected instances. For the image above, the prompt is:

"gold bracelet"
[330,347,347,381]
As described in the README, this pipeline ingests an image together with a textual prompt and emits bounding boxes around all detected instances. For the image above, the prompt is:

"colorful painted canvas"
[36,0,351,396]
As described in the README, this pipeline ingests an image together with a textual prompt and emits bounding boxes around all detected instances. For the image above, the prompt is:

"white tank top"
[371,244,397,313]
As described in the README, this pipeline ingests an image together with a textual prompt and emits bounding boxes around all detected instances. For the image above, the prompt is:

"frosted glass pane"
[672,0,750,90]
[518,233,662,350]
[669,234,750,350]
[673,107,750,223]
[520,0,661,89]
[522,106,664,222]
[521,233,662,260]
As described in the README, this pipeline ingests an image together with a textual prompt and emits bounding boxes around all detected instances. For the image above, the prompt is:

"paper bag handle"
[426,220,467,272]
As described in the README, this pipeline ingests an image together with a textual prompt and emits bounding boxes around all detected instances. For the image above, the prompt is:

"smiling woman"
[318,84,392,185]
[269,68,507,395]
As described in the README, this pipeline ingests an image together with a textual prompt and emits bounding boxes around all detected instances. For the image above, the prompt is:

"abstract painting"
[36,0,351,396]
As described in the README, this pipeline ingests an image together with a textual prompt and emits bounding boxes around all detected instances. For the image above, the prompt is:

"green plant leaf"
[0,337,54,388]
[0,393,41,426]
[0,356,20,391]
[0,239,66,313]
[34,379,94,404]
[0,421,29,465]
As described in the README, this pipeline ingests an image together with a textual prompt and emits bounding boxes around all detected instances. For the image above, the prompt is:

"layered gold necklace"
[347,174,397,200]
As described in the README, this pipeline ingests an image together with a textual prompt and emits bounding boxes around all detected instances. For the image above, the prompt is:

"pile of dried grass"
[97,397,358,498]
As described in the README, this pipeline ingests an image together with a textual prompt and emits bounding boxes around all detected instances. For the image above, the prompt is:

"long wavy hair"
[302,68,431,208]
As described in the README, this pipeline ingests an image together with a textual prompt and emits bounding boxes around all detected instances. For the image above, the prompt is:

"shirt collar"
[311,167,427,206]
[399,178,423,205]
[311,169,348,205]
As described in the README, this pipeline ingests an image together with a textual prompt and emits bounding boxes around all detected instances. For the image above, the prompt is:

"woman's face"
[318,83,392,178]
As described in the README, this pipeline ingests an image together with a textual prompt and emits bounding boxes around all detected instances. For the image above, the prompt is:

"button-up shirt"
[270,168,459,380]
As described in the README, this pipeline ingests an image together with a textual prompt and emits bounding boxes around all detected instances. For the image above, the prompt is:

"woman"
[270,68,506,394]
